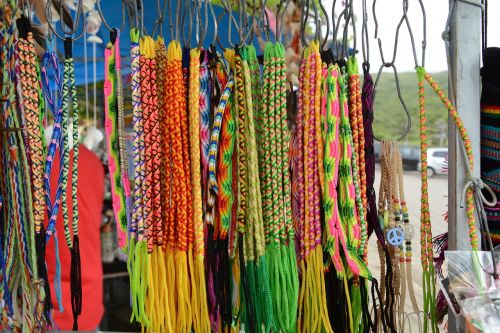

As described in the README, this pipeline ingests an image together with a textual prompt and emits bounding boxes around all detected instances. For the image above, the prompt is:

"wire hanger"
[46,0,85,41]
[372,0,413,142]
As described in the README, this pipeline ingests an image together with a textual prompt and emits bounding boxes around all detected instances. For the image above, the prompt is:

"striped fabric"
[481,48,500,246]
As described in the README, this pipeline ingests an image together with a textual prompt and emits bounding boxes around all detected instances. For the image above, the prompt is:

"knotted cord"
[129,28,150,327]
[58,38,82,331]
[296,41,333,333]
[16,15,47,328]
[41,45,64,316]
[257,42,299,333]
[188,47,210,333]
[104,30,129,252]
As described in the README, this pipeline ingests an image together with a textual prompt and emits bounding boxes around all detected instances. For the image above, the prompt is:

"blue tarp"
[52,0,261,86]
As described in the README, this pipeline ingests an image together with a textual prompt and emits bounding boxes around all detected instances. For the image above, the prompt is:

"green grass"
[371,71,449,146]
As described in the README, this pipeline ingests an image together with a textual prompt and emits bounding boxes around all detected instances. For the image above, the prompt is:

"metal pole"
[448,0,482,330]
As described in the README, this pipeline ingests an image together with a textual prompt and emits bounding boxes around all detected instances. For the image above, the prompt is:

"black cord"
[481,0,488,59]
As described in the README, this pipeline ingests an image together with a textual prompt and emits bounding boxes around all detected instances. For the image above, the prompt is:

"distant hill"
[371,71,449,146]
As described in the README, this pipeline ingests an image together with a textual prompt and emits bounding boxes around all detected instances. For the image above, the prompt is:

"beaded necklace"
[393,143,420,328]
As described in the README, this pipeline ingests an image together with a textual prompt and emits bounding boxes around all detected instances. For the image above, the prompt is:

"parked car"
[374,143,420,170]
[399,145,421,171]
[418,147,448,177]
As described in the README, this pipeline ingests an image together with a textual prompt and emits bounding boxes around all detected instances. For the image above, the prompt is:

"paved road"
[367,167,448,330]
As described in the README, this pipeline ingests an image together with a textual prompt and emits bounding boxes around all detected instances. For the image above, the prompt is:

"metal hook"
[312,0,321,43]
[299,0,308,47]
[216,0,238,50]
[317,0,330,50]
[332,0,348,59]
[400,0,419,68]
[175,0,182,41]
[342,0,356,58]
[300,0,320,47]
[224,0,239,48]
[361,0,370,68]
[137,0,147,36]
[46,0,85,41]
[339,0,355,59]
[241,0,258,45]
[238,0,246,42]
[247,0,261,43]
[372,0,379,39]
[181,0,193,48]
[372,64,412,142]
[96,0,112,32]
[373,0,406,67]
[417,0,427,67]
[208,0,218,47]
[152,0,167,37]
[193,0,206,48]
[124,0,139,29]
[259,0,271,42]
[276,0,289,43]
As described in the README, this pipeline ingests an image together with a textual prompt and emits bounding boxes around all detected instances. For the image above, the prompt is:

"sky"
[323,0,500,72]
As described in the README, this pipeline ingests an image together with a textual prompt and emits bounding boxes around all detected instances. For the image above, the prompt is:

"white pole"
[448,0,482,330]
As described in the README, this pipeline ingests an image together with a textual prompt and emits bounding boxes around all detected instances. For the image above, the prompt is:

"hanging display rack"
[0,0,497,332]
